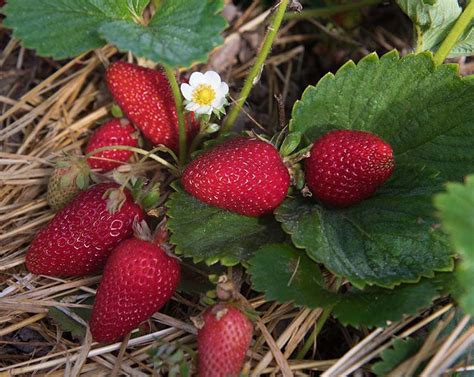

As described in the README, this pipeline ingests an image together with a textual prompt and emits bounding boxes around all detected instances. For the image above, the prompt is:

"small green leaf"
[48,300,92,338]
[396,0,474,57]
[280,132,302,157]
[435,175,474,316]
[167,184,286,265]
[100,0,227,68]
[111,104,124,118]
[451,22,474,57]
[372,338,423,376]
[3,0,136,59]
[334,280,441,327]
[290,51,474,182]
[249,244,448,327]
[396,0,461,54]
[276,165,453,288]
[127,0,150,19]
[49,308,86,338]
[249,243,339,308]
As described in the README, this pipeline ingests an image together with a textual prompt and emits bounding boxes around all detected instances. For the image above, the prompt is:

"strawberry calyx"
[128,176,161,211]
[215,275,237,302]
[54,155,91,189]
[103,187,127,214]
[132,219,154,242]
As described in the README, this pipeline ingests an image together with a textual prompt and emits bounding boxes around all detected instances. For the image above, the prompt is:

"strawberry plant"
[2,0,474,375]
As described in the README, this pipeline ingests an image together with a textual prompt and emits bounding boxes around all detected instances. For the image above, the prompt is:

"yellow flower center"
[192,84,216,106]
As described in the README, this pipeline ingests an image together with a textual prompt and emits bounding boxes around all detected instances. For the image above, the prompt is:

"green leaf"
[127,0,150,19]
[435,175,474,316]
[249,243,339,308]
[290,51,474,182]
[100,0,227,68]
[167,184,286,266]
[276,164,453,288]
[48,300,92,338]
[395,0,461,54]
[3,0,136,59]
[333,280,441,327]
[372,338,423,376]
[249,244,447,327]
[451,21,474,57]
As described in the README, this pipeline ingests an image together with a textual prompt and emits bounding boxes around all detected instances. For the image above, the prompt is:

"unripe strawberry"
[85,118,138,172]
[90,238,181,343]
[106,62,199,152]
[197,304,253,377]
[182,137,290,217]
[26,183,144,276]
[305,130,395,207]
[47,157,90,211]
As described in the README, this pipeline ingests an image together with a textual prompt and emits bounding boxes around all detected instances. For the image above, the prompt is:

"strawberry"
[305,130,395,207]
[197,304,253,377]
[85,118,138,172]
[106,61,198,151]
[181,137,290,217]
[90,237,180,343]
[47,156,90,211]
[26,183,144,276]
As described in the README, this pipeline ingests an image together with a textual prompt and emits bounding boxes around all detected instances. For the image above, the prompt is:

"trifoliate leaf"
[167,184,286,266]
[249,244,448,327]
[276,164,453,288]
[435,175,474,316]
[372,338,423,376]
[290,51,474,182]
[3,0,137,59]
[100,0,227,68]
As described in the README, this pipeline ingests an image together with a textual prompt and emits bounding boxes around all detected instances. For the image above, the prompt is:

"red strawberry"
[26,183,144,276]
[106,62,198,151]
[90,238,180,343]
[305,130,395,207]
[197,304,253,377]
[181,137,290,217]
[85,118,138,172]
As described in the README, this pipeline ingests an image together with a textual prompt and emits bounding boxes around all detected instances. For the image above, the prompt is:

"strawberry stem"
[295,306,332,359]
[283,0,382,20]
[163,64,187,167]
[85,145,180,175]
[433,0,474,65]
[220,0,290,135]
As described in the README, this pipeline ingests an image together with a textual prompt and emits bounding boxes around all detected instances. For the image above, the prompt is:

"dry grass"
[1,2,473,376]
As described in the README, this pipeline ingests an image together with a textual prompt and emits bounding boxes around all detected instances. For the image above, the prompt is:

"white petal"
[180,83,193,100]
[189,72,205,87]
[211,96,225,109]
[204,71,221,89]
[217,82,229,97]
[186,102,200,112]
[195,105,213,115]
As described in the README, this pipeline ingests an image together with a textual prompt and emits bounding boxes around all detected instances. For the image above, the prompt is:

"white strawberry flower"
[180,71,229,116]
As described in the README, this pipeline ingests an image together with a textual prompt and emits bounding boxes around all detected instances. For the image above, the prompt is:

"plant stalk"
[433,0,474,65]
[85,145,180,175]
[295,307,332,359]
[163,64,187,166]
[284,0,382,20]
[220,0,290,135]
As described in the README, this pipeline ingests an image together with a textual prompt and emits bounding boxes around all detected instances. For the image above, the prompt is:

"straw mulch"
[1,3,473,376]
